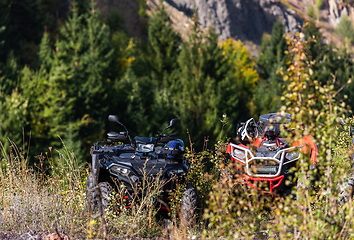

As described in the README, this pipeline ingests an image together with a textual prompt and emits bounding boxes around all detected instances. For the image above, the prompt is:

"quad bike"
[226,113,317,196]
[85,115,196,225]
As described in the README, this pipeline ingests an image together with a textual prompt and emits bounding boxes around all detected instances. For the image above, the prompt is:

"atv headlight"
[110,165,130,176]
[286,151,300,160]
[137,143,154,153]
[167,168,184,177]
[233,149,246,160]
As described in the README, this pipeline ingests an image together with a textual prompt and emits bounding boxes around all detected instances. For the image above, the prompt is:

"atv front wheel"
[85,173,97,212]
[85,174,113,213]
[181,184,196,227]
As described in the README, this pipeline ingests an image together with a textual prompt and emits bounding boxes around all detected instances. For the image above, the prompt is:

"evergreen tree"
[255,20,288,114]
[335,15,354,44]
[172,17,236,148]
[113,68,156,137]
[0,53,19,96]
[0,0,43,66]
[0,25,5,61]
[257,20,287,79]
[144,5,181,85]
[110,4,182,138]
[142,4,182,133]
[0,88,28,150]
[19,2,116,160]
[303,21,354,109]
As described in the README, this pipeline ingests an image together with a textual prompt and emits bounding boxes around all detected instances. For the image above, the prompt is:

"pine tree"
[145,5,181,85]
[255,20,288,114]
[303,21,354,109]
[0,88,28,150]
[144,4,182,133]
[0,0,43,66]
[335,15,354,44]
[111,4,182,137]
[172,16,235,148]
[257,20,287,79]
[19,1,116,160]
[114,68,156,137]
[0,25,5,61]
[0,53,19,96]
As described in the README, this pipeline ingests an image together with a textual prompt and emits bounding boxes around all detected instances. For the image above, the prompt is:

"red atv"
[226,113,317,195]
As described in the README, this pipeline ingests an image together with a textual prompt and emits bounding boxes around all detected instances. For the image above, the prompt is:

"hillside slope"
[160,0,301,43]
[93,0,354,52]
[146,0,303,54]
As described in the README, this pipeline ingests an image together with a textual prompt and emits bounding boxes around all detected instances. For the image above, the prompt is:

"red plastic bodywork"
[160,206,172,212]
[226,134,318,193]
[243,174,284,193]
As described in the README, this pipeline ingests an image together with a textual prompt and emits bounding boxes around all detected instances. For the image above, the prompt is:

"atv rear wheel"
[85,174,113,213]
[181,184,196,227]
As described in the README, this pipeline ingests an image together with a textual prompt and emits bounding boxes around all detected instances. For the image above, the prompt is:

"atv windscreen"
[258,113,291,139]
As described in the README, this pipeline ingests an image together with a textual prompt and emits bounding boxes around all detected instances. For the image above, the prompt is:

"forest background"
[1,0,354,164]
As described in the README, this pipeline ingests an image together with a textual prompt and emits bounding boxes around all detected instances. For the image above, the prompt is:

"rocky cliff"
[146,0,303,54]
[92,0,354,53]
[161,0,301,44]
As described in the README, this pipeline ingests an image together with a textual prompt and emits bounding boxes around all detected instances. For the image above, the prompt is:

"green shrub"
[335,15,354,44]
[306,5,317,19]
[316,0,323,10]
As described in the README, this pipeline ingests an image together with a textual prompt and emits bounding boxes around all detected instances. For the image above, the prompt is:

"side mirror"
[108,115,119,123]
[167,118,179,129]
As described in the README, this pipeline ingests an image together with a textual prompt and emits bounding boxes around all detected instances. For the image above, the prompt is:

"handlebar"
[159,134,178,144]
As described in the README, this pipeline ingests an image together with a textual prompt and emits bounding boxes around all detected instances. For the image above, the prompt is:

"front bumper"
[243,174,285,193]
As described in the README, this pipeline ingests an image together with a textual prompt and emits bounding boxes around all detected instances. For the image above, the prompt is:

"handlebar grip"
[160,135,179,143]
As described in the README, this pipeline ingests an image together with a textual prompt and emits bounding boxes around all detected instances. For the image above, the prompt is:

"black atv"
[85,115,196,225]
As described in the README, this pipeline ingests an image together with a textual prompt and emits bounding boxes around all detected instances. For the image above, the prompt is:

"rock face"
[328,0,354,26]
[87,1,354,51]
[162,0,302,45]
[92,0,302,47]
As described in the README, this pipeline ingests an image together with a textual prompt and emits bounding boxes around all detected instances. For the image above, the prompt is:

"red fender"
[292,135,318,164]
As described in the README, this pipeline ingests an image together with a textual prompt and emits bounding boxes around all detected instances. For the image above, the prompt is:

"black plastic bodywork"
[89,116,188,210]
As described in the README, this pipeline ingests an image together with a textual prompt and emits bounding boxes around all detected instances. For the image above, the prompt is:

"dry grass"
[0,140,87,237]
[0,131,354,239]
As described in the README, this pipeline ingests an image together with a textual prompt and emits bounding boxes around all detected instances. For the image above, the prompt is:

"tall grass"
[0,139,175,239]
[102,166,167,238]
[0,127,354,239]
[0,139,87,237]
